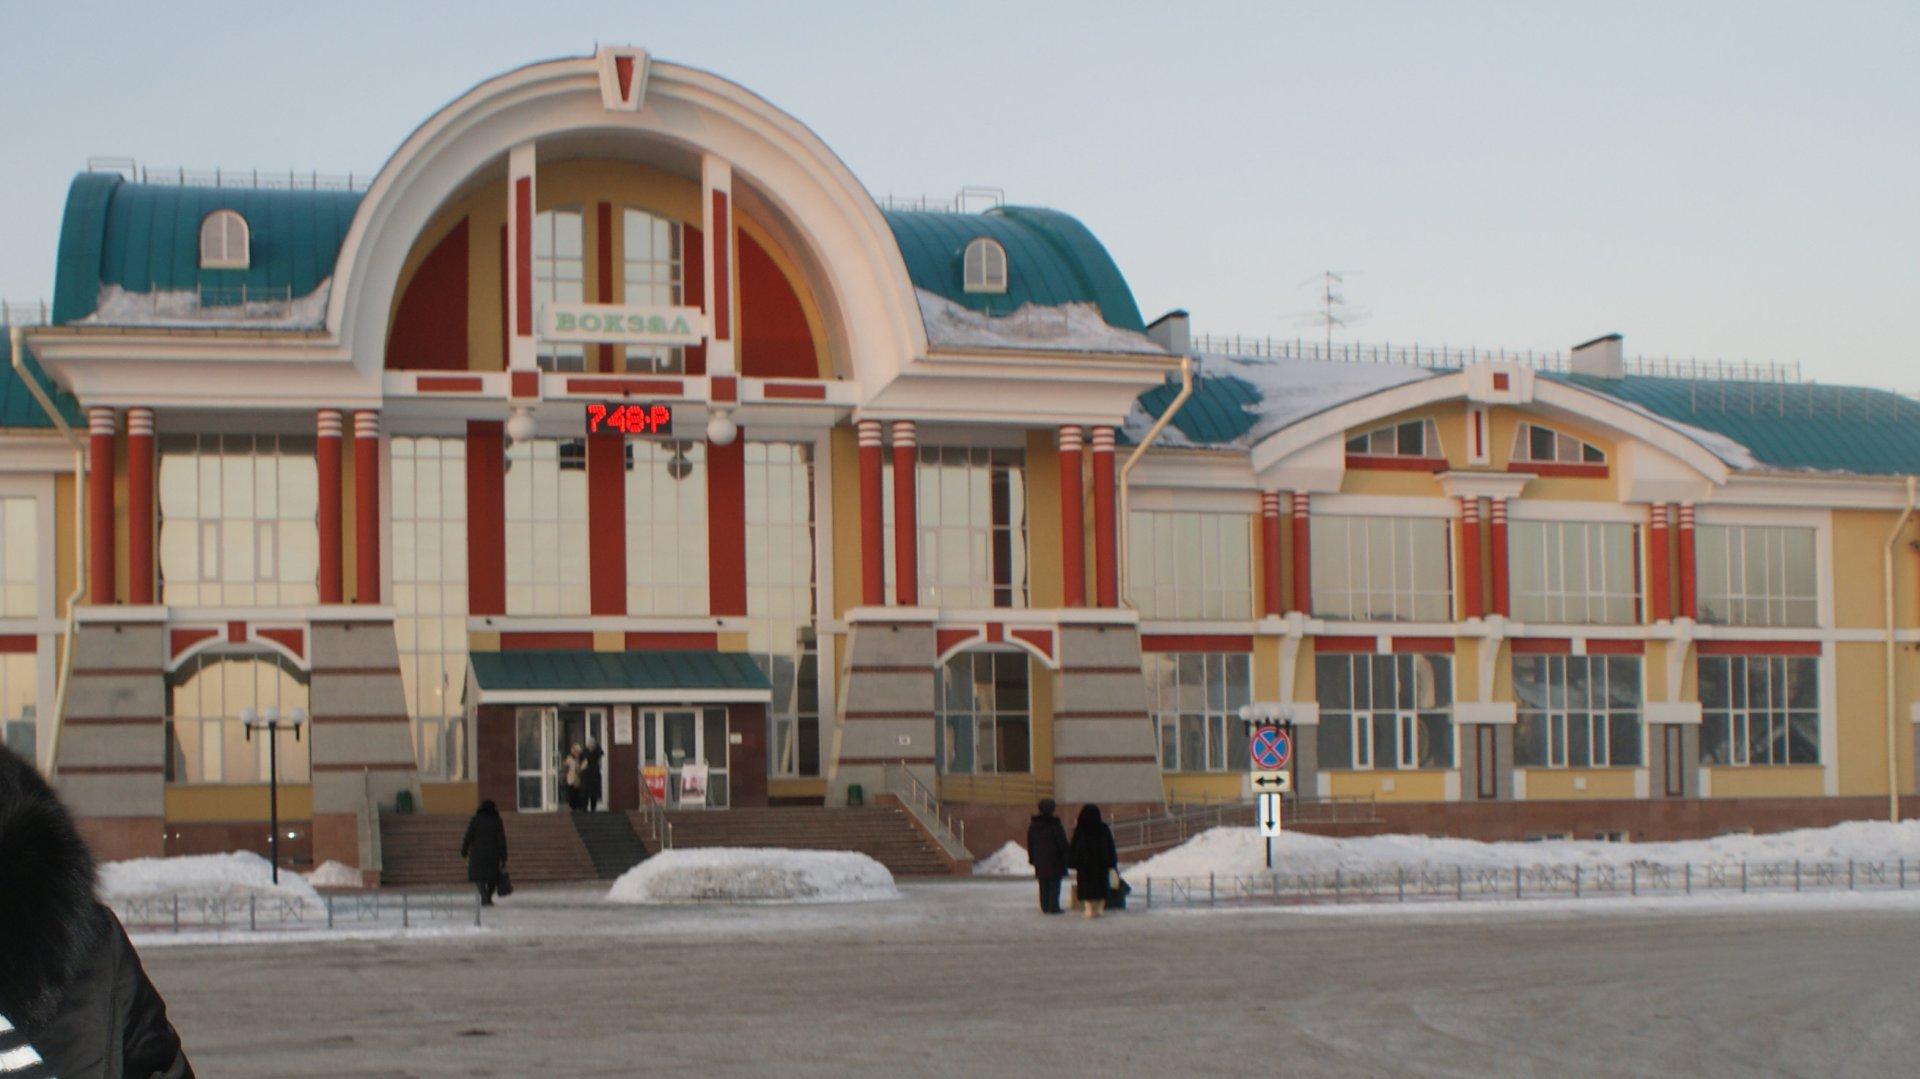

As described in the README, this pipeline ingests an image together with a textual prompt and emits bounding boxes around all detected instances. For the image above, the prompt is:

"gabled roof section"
[883,205,1145,332]
[1124,353,1439,450]
[0,329,84,429]
[52,172,363,325]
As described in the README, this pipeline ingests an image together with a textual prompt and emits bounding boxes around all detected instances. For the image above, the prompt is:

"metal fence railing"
[1187,334,1805,385]
[1139,857,1918,909]
[112,891,483,933]
[1113,796,1379,857]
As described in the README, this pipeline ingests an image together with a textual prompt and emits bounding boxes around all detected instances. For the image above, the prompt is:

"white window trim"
[1510,420,1606,466]
[962,237,1008,295]
[1345,417,1445,460]
[199,210,250,270]
[1689,510,1829,630]
[1512,654,1644,770]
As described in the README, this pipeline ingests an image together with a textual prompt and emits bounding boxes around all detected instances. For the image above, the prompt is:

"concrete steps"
[378,813,597,888]
[572,811,651,880]
[642,807,961,877]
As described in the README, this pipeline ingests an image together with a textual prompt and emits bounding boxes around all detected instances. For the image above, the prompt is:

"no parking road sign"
[1250,725,1292,771]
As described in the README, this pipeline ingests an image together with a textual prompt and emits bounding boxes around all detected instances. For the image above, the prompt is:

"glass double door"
[640,708,730,809]
[515,707,607,812]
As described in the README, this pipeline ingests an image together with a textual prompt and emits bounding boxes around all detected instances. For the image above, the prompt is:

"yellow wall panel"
[1520,768,1636,801]
[1026,431,1063,609]
[1326,770,1448,802]
[166,785,314,822]
[1708,766,1825,799]
[1162,773,1242,804]
[829,426,863,617]
[420,782,479,815]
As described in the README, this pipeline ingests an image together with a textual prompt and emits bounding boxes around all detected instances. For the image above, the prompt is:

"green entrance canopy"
[468,650,772,704]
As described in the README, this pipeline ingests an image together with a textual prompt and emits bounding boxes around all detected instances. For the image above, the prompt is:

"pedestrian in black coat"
[581,739,605,812]
[1025,798,1071,914]
[460,800,509,905]
[1068,803,1117,919]
[0,745,193,1078]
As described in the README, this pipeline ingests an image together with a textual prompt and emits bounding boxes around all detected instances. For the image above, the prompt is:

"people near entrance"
[1068,803,1118,919]
[460,800,509,906]
[562,743,586,811]
[581,739,605,812]
[0,745,195,1078]
[1026,798,1071,914]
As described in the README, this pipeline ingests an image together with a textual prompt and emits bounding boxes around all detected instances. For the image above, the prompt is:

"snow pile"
[98,852,322,905]
[83,280,331,329]
[971,841,1034,878]
[916,290,1165,355]
[1132,820,1920,880]
[607,848,900,904]
[304,860,365,888]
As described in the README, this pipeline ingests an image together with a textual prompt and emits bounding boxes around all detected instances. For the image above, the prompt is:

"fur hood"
[0,746,106,1030]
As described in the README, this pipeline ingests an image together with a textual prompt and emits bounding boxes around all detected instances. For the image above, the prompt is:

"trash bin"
[393,790,415,814]
[846,784,864,807]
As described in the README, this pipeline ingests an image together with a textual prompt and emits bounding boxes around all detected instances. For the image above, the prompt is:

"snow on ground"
[971,841,1033,878]
[99,852,322,904]
[915,290,1165,355]
[1132,820,1920,880]
[304,861,365,888]
[82,281,331,329]
[607,848,900,904]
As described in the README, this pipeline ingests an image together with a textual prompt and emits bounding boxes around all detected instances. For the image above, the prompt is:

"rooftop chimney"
[1570,333,1624,380]
[1146,309,1190,355]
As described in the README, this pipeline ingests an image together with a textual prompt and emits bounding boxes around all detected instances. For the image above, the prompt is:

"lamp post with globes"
[241,705,307,885]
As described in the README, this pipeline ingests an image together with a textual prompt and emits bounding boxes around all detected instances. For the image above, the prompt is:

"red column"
[126,407,154,605]
[890,421,919,607]
[1489,497,1511,617]
[1647,503,1671,622]
[86,407,115,604]
[1091,426,1117,607]
[587,430,626,615]
[1289,492,1312,615]
[858,419,885,606]
[465,421,506,616]
[707,431,747,617]
[1058,426,1085,608]
[353,411,381,604]
[1676,502,1698,620]
[1260,491,1283,618]
[1459,496,1483,620]
[317,410,343,604]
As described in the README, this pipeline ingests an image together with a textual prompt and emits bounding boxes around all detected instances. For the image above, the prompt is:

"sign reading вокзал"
[539,302,708,346]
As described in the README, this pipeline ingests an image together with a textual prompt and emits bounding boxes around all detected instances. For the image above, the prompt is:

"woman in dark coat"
[1025,798,1071,914]
[460,800,509,905]
[1068,803,1117,919]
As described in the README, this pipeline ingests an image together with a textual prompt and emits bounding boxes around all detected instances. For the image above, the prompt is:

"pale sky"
[2,0,1915,388]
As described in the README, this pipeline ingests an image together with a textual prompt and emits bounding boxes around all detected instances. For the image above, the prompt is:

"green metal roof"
[0,329,84,430]
[883,205,1146,332]
[1552,373,1920,476]
[1128,372,1262,446]
[52,173,364,324]
[469,650,772,694]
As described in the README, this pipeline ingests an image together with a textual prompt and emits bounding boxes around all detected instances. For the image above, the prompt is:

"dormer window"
[962,237,1007,294]
[1346,418,1441,460]
[1512,422,1605,466]
[199,210,250,270]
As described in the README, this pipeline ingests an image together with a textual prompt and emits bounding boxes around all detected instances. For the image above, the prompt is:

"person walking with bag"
[1026,798,1071,914]
[460,800,509,906]
[1068,803,1117,919]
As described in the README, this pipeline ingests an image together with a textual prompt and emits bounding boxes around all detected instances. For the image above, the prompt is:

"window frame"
[1314,652,1455,772]
[157,434,320,608]
[620,206,685,373]
[390,437,471,781]
[1507,519,1641,625]
[936,650,1032,775]
[1146,652,1253,774]
[1127,510,1253,620]
[199,210,250,270]
[962,237,1008,294]
[883,446,1029,609]
[1309,513,1453,622]
[1510,421,1606,467]
[745,441,822,778]
[1698,653,1820,767]
[1694,523,1819,628]
[1512,653,1644,769]
[533,207,588,372]
[1344,418,1443,462]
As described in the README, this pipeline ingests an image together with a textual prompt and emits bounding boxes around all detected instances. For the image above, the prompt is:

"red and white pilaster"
[701,155,735,378]
[126,407,155,605]
[1489,497,1511,617]
[1676,502,1697,620]
[1459,496,1483,620]
[1260,491,1283,618]
[858,419,885,606]
[891,421,919,606]
[317,409,344,604]
[1647,503,1672,622]
[86,406,115,604]
[353,410,381,604]
[506,142,538,371]
[1091,426,1117,607]
[1058,426,1086,608]
[1289,492,1312,615]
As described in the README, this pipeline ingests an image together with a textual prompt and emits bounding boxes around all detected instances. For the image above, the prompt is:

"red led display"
[585,402,674,436]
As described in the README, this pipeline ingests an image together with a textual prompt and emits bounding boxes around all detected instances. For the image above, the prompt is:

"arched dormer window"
[199,210,250,270]
[1345,418,1441,461]
[1511,421,1605,466]
[963,237,1007,294]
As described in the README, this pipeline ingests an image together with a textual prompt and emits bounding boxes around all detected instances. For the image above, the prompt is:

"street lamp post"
[242,706,308,885]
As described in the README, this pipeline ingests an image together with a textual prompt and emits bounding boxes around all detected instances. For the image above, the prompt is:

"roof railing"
[0,299,49,327]
[1189,333,1804,384]
[86,157,371,192]
[876,185,1005,214]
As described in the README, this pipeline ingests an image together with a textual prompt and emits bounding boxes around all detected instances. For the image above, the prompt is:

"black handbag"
[496,870,514,898]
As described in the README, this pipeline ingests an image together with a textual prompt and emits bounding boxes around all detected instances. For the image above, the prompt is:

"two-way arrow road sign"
[1251,770,1292,793]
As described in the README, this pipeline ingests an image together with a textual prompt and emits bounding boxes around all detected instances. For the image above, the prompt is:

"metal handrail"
[637,782,673,850]
[884,762,968,858]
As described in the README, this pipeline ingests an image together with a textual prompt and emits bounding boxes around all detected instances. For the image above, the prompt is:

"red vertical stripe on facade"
[706,432,747,617]
[1676,503,1698,620]
[126,410,154,605]
[385,218,470,370]
[587,432,627,615]
[466,421,507,616]
[86,409,115,604]
[683,224,706,375]
[513,177,533,337]
[737,231,819,379]
[1058,428,1085,608]
[596,202,615,373]
[1648,504,1672,622]
[1459,497,1482,619]
[353,413,381,604]
[858,420,885,606]
[1489,497,1511,617]
[614,55,635,100]
[498,225,508,365]
[711,190,731,341]
[891,422,918,606]
[1260,493,1283,617]
[316,412,343,604]
[1091,428,1117,607]
[1289,492,1312,615]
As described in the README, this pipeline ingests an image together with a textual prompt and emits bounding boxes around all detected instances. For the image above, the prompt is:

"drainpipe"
[1119,355,1194,606]
[10,325,87,778]
[1884,475,1916,823]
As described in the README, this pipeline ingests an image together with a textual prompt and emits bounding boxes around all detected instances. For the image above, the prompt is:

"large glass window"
[166,654,310,784]
[936,651,1030,775]
[1696,525,1817,627]
[0,496,36,617]
[1345,418,1442,460]
[621,208,684,374]
[624,440,708,616]
[534,208,586,372]
[1128,511,1253,620]
[1513,654,1643,768]
[1316,653,1454,770]
[1509,520,1639,624]
[1310,515,1451,622]
[1511,422,1605,466]
[0,652,36,764]
[157,435,318,607]
[1699,654,1819,766]
[1145,652,1252,773]
[886,447,1028,608]
[746,443,820,777]
[504,439,589,615]
[391,438,469,780]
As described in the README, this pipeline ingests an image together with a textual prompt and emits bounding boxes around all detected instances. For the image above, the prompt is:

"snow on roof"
[915,288,1165,355]
[80,280,331,330]
[1124,352,1440,451]
[1616,402,1763,471]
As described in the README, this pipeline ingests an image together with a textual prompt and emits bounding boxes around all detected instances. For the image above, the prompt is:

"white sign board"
[1250,770,1291,794]
[1257,792,1283,837]
[613,709,633,746]
[539,302,708,346]
[679,762,710,804]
